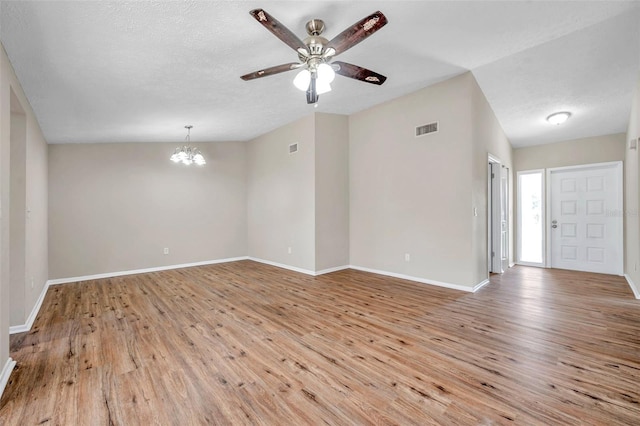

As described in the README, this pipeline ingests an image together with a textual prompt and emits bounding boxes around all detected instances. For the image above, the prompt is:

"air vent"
[415,122,438,137]
[289,143,298,154]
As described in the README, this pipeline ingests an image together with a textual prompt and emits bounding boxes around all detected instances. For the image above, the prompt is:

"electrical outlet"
[404,253,411,262]
[287,247,292,254]
[164,248,169,255]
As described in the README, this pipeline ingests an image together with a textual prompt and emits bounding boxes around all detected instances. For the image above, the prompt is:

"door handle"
[552,224,558,228]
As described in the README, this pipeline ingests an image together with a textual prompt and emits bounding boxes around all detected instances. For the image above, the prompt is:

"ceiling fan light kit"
[241,9,388,104]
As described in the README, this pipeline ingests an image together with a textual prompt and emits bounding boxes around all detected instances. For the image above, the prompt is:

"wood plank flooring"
[1,261,639,425]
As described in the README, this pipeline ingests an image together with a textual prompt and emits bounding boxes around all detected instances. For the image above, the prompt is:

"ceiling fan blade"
[326,11,388,56]
[250,9,308,53]
[333,61,387,85]
[241,63,301,81]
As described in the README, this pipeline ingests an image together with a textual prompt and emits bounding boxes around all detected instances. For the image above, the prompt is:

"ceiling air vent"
[289,143,298,154]
[415,122,438,137]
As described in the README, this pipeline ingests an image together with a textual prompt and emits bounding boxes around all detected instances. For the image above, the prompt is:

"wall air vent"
[289,143,298,154]
[415,122,439,137]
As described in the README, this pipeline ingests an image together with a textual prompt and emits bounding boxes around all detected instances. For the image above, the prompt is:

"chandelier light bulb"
[194,153,206,165]
[293,69,311,91]
[170,148,181,162]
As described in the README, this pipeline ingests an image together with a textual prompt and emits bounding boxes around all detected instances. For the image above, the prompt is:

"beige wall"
[1,43,49,386]
[625,73,640,297]
[246,115,316,272]
[48,142,246,279]
[315,113,349,271]
[514,134,625,171]
[350,73,481,288]
[470,73,514,284]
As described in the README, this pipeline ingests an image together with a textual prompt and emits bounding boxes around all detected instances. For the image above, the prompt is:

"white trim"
[547,161,622,173]
[10,280,50,334]
[487,153,502,164]
[349,265,474,292]
[473,279,491,292]
[517,169,546,267]
[509,262,516,268]
[545,167,552,268]
[624,274,640,299]
[488,154,502,274]
[0,358,17,399]
[247,257,316,276]
[315,265,350,275]
[47,257,249,285]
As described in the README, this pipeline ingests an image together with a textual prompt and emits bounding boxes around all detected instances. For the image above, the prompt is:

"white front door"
[549,162,622,275]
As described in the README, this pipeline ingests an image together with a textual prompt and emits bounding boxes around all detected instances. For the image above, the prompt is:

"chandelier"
[170,125,206,165]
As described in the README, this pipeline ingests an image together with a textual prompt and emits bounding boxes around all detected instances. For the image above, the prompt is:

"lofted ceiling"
[1,1,639,147]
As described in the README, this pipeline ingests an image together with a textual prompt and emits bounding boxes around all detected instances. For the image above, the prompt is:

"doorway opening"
[488,155,509,274]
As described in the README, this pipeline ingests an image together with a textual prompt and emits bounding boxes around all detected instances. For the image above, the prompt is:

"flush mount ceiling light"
[546,111,572,125]
[170,125,206,166]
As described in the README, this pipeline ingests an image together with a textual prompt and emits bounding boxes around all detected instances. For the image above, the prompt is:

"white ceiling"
[1,1,639,147]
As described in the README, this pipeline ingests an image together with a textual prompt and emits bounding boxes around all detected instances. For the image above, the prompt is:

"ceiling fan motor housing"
[301,19,330,59]
[305,19,325,36]
[302,35,329,59]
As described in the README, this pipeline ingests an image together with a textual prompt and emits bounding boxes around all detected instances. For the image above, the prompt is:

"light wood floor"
[1,261,639,425]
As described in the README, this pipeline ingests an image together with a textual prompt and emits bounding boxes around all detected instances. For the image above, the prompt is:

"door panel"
[550,163,622,275]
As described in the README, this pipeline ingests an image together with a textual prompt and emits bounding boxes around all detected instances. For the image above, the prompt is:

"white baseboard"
[248,258,350,276]
[10,279,51,334]
[624,274,640,299]
[473,278,491,292]
[47,256,250,286]
[0,357,16,399]
[516,261,546,268]
[348,265,475,292]
[247,257,316,276]
[43,257,494,300]
[315,265,350,275]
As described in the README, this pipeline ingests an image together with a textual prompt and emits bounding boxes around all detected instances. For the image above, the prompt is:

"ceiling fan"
[241,9,388,104]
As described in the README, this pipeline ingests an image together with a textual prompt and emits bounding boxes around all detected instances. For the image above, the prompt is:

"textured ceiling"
[1,1,639,147]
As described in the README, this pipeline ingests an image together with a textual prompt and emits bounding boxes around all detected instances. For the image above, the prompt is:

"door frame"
[488,154,507,273]
[516,169,546,267]
[545,161,623,274]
